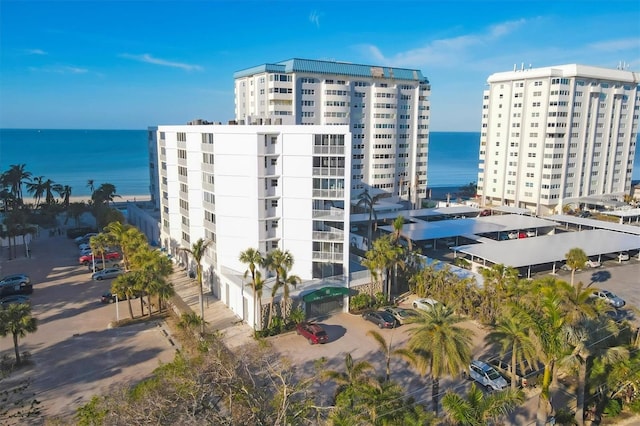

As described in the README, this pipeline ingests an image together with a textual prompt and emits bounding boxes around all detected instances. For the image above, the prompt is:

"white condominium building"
[234,58,431,206]
[150,124,351,327]
[477,64,639,215]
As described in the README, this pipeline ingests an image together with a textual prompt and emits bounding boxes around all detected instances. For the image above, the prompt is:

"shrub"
[374,292,387,308]
[603,398,622,417]
[350,293,372,312]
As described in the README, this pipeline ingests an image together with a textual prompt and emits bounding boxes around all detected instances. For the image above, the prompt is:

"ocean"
[0,129,150,197]
[1,129,638,198]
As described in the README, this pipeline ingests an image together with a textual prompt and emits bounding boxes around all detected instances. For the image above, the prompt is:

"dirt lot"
[0,231,177,420]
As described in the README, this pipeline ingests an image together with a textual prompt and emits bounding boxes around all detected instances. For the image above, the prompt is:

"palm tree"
[441,382,524,425]
[5,164,31,205]
[130,246,174,316]
[239,248,264,329]
[179,238,213,334]
[564,247,588,287]
[390,215,412,250]
[44,179,62,207]
[272,269,301,321]
[0,303,38,365]
[322,353,378,408]
[366,329,413,383]
[58,185,72,207]
[560,317,629,426]
[112,273,138,319]
[87,179,95,195]
[265,248,295,327]
[362,235,403,302]
[485,315,538,390]
[355,189,379,250]
[92,183,119,206]
[405,303,473,415]
[89,233,114,271]
[104,222,146,270]
[511,283,567,425]
[25,176,46,208]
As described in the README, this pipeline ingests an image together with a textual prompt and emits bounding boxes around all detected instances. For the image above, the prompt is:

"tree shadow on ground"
[589,270,612,285]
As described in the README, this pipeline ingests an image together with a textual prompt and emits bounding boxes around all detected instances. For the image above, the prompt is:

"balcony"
[312,209,345,221]
[313,189,344,199]
[313,146,345,155]
[312,167,345,177]
[312,251,344,262]
[312,230,344,241]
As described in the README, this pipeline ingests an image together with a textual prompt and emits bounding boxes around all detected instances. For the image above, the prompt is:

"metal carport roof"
[379,215,557,242]
[453,229,640,269]
[547,215,640,235]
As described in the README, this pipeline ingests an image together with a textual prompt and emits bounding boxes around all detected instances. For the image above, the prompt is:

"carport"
[302,286,350,318]
[453,229,640,278]
[547,215,640,236]
[378,215,557,249]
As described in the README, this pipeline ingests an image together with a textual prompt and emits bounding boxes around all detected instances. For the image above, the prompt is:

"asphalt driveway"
[0,231,177,420]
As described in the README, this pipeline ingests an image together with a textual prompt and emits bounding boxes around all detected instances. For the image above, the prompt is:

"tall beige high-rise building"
[477,64,639,215]
[234,58,431,206]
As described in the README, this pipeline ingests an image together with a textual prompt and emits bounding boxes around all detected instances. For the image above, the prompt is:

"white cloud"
[23,48,47,55]
[359,18,528,69]
[28,65,88,74]
[588,38,640,52]
[120,53,203,71]
[309,10,321,28]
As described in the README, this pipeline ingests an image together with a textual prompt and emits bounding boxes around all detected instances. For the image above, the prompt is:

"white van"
[469,360,508,391]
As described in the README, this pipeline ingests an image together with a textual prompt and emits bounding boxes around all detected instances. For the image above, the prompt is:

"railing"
[313,146,345,155]
[312,252,344,262]
[312,209,345,220]
[312,230,344,241]
[312,189,344,198]
[312,167,345,177]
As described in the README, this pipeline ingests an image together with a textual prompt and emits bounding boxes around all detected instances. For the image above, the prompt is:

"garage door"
[306,295,343,318]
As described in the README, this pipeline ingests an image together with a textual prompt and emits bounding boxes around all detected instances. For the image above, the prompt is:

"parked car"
[80,252,120,266]
[507,231,518,240]
[101,290,142,304]
[412,297,439,311]
[384,307,418,325]
[0,294,31,308]
[525,230,536,237]
[578,210,592,218]
[92,267,124,281]
[617,252,630,261]
[67,227,96,239]
[362,310,397,329]
[0,274,33,296]
[585,258,601,268]
[80,247,93,256]
[75,233,98,244]
[468,360,508,391]
[295,322,329,344]
[517,231,527,239]
[592,290,625,308]
[488,358,542,388]
[480,209,492,217]
[89,260,122,272]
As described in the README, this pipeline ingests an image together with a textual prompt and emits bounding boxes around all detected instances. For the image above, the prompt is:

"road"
[0,231,177,420]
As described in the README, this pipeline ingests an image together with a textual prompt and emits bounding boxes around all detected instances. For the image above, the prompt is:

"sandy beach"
[64,194,152,204]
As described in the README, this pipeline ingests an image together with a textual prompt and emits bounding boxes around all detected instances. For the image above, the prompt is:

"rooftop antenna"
[513,64,517,71]
[521,62,525,71]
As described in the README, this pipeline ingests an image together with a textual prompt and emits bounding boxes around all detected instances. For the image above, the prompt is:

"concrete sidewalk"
[168,268,255,350]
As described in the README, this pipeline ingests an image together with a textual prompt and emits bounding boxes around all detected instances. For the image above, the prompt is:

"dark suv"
[0,274,32,296]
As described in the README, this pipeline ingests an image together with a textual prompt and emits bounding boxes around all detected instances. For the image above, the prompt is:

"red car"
[296,322,329,344]
[79,252,120,266]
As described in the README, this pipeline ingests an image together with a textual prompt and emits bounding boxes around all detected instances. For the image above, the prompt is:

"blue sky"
[1,0,638,131]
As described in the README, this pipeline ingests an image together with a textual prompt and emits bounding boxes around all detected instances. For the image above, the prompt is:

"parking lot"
[0,232,177,419]
[270,257,640,423]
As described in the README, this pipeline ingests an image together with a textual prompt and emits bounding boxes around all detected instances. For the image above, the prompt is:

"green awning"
[302,286,350,303]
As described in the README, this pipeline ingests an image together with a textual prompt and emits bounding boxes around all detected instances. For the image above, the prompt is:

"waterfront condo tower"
[234,58,431,207]
[477,64,639,215]
[150,124,352,327]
